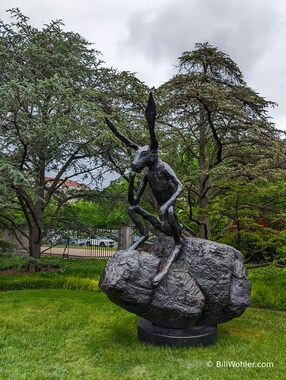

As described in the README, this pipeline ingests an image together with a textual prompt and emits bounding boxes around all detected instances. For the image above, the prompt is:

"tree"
[55,178,130,231]
[157,43,285,239]
[96,69,151,180]
[0,9,115,262]
[214,175,286,265]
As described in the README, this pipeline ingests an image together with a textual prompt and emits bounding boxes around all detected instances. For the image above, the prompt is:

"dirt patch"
[0,267,59,276]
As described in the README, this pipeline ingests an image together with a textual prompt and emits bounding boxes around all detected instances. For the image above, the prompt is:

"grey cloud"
[1,0,285,127]
[120,0,281,78]
[118,0,286,125]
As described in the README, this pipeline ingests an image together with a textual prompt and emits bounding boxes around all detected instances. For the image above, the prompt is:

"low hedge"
[0,253,105,292]
[1,253,285,311]
[0,274,100,292]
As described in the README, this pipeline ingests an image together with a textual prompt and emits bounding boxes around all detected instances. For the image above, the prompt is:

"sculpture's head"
[131,145,158,173]
[105,92,159,173]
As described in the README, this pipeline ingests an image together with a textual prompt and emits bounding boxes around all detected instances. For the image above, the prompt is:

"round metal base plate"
[138,318,217,347]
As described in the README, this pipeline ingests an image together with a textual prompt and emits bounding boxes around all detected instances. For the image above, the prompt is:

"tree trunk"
[29,226,42,258]
[234,194,241,246]
[199,186,211,239]
[26,224,43,272]
[28,160,46,261]
[198,119,211,240]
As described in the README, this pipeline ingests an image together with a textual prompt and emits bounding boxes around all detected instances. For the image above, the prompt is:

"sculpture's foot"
[128,235,148,251]
[153,244,182,286]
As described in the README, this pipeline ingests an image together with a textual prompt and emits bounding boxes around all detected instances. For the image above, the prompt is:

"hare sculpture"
[105,93,183,285]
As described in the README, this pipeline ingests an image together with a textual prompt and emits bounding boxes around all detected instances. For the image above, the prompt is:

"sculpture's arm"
[128,171,148,206]
[159,166,183,216]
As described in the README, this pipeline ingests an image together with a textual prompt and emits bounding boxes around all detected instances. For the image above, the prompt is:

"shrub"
[0,239,18,252]
[0,252,27,270]
[0,253,105,292]
[0,273,100,292]
[1,252,285,311]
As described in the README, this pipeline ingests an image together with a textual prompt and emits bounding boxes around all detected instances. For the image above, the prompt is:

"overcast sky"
[1,0,286,130]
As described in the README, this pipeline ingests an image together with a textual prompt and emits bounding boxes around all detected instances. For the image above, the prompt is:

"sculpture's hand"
[129,171,148,206]
[128,171,137,205]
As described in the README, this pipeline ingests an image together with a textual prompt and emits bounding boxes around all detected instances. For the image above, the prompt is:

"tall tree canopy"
[156,43,285,239]
[1,10,285,267]
[0,9,148,260]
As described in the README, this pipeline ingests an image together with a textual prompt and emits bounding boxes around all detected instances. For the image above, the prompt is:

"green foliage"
[214,176,286,263]
[0,9,105,171]
[56,179,130,230]
[155,42,284,239]
[0,274,64,291]
[0,9,105,256]
[0,252,25,269]
[0,9,148,258]
[0,274,100,292]
[1,252,285,312]
[0,239,17,252]
[1,12,285,264]
[0,253,106,291]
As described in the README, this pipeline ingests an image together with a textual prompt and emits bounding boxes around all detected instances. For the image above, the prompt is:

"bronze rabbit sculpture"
[105,93,183,285]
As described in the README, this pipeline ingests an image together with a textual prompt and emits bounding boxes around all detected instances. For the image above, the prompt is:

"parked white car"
[86,236,115,247]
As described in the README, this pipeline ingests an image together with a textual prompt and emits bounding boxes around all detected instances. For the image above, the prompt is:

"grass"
[0,289,285,380]
[1,253,285,311]
[247,265,286,310]
[0,253,107,291]
[0,252,285,379]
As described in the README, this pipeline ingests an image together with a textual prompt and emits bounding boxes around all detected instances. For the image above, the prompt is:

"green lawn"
[247,265,286,310]
[0,253,285,379]
[0,289,285,380]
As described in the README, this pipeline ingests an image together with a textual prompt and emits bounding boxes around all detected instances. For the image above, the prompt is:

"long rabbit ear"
[145,92,158,151]
[105,117,139,151]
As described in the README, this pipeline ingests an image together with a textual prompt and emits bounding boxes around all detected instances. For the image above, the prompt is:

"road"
[41,245,116,258]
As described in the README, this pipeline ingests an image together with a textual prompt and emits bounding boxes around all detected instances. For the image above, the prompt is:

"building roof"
[45,177,89,190]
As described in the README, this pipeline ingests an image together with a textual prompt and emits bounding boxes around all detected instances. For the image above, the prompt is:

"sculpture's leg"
[128,206,149,250]
[133,206,166,233]
[168,207,181,245]
[153,207,182,286]
[128,205,171,250]
[152,243,182,286]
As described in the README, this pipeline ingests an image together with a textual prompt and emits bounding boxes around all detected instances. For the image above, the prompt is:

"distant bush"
[0,253,106,292]
[0,252,27,270]
[0,274,64,291]
[0,274,100,292]
[1,253,285,311]
[0,240,18,253]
